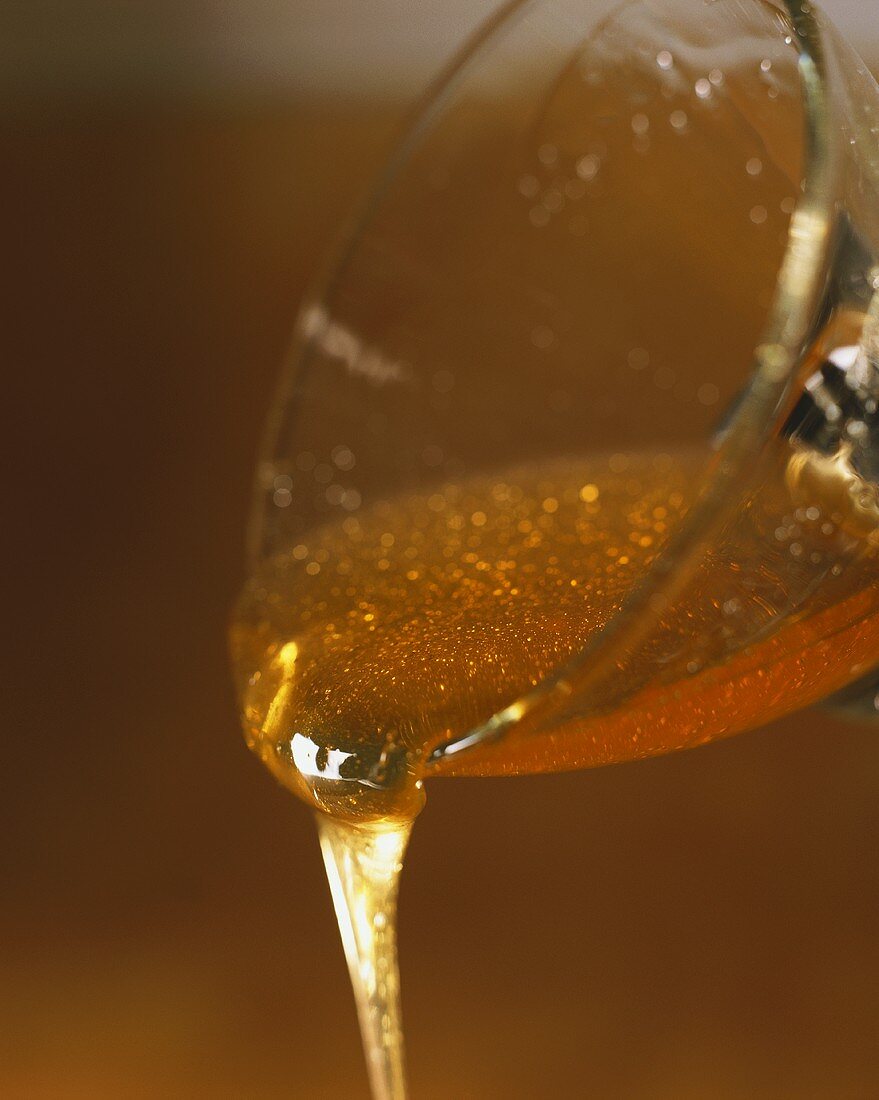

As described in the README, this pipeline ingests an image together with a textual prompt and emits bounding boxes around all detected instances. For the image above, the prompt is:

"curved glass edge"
[430,0,844,760]
[245,0,537,565]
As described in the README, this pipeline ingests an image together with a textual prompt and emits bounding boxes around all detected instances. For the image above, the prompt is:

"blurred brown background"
[4,2,879,1096]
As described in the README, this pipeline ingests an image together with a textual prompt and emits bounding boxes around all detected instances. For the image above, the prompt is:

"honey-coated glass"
[242,0,879,797]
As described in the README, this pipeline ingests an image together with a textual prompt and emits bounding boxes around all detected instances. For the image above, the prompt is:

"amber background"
[5,3,879,1097]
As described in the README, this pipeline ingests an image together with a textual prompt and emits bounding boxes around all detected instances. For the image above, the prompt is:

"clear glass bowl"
[235,0,879,809]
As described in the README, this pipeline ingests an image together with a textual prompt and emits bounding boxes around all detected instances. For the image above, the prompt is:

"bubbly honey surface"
[232,447,879,823]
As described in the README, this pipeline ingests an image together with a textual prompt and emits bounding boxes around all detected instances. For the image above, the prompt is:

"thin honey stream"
[317,815,411,1100]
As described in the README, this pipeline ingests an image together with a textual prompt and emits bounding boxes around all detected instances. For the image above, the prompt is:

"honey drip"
[318,815,410,1100]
